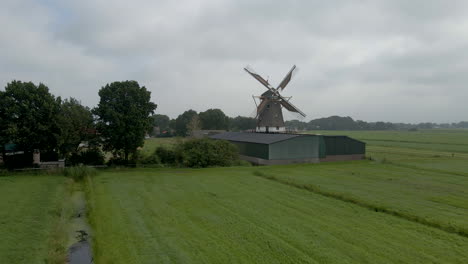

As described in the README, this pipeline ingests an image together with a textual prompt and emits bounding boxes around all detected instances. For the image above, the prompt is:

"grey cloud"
[1,0,468,123]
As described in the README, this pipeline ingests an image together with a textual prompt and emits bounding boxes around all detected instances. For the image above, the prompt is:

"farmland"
[86,167,468,263]
[0,174,70,263]
[2,129,468,263]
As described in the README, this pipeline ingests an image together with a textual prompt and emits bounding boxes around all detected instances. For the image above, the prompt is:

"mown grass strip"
[380,160,468,178]
[252,170,468,238]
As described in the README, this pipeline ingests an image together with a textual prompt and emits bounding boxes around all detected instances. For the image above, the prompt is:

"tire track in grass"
[252,171,468,239]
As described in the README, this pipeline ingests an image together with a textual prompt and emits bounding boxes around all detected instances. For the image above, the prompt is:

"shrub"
[155,146,177,165]
[176,138,239,168]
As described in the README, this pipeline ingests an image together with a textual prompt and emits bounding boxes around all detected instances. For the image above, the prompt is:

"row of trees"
[151,109,256,137]
[0,80,156,165]
[286,116,396,131]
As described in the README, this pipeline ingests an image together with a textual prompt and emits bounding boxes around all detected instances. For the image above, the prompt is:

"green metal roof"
[210,132,305,144]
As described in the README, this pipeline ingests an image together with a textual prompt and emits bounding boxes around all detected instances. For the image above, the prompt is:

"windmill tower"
[244,65,306,133]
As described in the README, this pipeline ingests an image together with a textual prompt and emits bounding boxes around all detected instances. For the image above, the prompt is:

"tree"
[308,116,359,130]
[285,119,308,131]
[150,114,171,136]
[187,115,201,135]
[0,81,61,153]
[93,81,156,162]
[174,110,197,136]
[229,116,256,131]
[199,108,229,130]
[57,98,94,158]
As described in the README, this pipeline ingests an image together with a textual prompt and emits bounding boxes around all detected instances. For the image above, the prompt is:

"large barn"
[210,132,365,165]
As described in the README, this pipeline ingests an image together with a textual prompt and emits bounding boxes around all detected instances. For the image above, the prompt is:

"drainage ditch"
[67,190,93,264]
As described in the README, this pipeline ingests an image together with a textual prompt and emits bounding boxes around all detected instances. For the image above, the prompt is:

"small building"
[210,132,365,165]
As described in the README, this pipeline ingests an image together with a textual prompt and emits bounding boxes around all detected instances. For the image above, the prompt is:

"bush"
[127,138,240,168]
[176,138,239,168]
[155,146,177,164]
[63,166,97,181]
[67,148,105,166]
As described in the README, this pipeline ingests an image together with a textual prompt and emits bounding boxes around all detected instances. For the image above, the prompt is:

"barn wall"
[269,136,320,160]
[240,155,319,165]
[318,136,326,158]
[231,141,269,160]
[323,136,366,155]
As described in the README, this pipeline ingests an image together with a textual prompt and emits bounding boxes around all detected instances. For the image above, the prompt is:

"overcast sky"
[1,0,468,123]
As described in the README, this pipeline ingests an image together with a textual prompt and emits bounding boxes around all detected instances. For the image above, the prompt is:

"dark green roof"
[210,132,306,144]
[322,135,366,144]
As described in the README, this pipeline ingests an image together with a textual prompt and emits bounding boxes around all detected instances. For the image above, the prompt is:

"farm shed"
[320,135,366,162]
[210,132,365,165]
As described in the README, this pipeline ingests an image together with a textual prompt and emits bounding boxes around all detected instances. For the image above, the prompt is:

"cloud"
[1,0,468,123]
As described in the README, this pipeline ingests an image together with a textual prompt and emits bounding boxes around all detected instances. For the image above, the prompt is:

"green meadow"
[0,175,71,264]
[86,167,468,264]
[2,129,468,263]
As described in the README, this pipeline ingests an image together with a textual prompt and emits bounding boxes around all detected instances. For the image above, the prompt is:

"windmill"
[244,65,306,133]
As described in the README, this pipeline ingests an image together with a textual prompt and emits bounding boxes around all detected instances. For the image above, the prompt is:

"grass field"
[256,161,468,236]
[2,129,468,263]
[0,174,71,263]
[86,167,468,263]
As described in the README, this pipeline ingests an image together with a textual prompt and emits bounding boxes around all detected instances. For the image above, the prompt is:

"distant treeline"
[154,111,468,136]
[285,116,468,131]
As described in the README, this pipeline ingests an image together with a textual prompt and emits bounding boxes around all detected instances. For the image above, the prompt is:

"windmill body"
[244,65,306,133]
[256,90,285,132]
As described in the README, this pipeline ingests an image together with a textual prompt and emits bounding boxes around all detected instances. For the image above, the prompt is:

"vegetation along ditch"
[63,167,95,264]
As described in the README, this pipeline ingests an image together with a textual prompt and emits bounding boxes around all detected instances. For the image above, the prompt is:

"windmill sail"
[244,67,273,90]
[280,99,306,117]
[277,65,296,91]
[256,99,269,118]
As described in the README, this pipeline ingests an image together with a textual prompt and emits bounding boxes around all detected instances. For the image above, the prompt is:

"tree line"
[285,116,468,131]
[151,109,256,137]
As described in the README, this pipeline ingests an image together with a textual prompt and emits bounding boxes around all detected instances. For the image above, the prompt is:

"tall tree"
[0,81,61,152]
[174,110,197,136]
[199,108,229,130]
[57,98,94,157]
[93,81,157,162]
